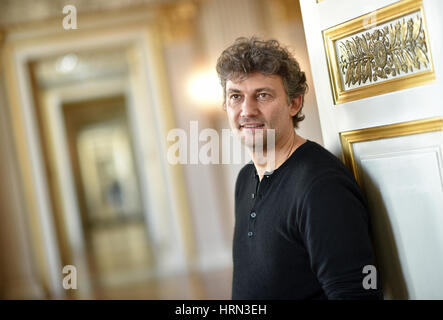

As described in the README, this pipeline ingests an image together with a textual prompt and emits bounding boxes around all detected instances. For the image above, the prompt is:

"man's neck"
[250,131,306,181]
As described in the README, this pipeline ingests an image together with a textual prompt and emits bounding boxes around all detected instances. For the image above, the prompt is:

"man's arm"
[298,173,383,299]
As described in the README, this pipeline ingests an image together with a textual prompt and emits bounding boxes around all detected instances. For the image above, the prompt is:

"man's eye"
[230,94,241,100]
[258,93,270,99]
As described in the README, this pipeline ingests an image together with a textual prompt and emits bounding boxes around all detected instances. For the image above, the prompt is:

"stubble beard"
[239,128,276,167]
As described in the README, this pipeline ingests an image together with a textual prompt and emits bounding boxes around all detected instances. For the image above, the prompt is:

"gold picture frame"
[323,0,435,105]
[340,117,443,185]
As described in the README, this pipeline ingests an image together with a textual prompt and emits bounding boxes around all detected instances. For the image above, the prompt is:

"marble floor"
[90,268,233,300]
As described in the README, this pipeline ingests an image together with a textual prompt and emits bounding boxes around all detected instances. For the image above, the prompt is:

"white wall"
[300,0,443,299]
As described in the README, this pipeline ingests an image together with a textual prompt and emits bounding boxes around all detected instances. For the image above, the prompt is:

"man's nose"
[240,96,259,117]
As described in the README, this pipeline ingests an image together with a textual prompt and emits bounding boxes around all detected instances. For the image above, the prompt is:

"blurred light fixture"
[187,69,223,110]
[56,53,78,73]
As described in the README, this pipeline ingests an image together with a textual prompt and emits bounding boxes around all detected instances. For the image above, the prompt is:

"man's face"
[225,72,300,149]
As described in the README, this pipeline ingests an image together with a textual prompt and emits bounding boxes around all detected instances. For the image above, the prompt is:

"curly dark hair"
[216,37,308,128]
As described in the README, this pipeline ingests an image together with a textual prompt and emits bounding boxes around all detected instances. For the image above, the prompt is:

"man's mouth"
[240,123,265,129]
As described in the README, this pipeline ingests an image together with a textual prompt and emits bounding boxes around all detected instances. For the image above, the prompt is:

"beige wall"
[0,77,47,298]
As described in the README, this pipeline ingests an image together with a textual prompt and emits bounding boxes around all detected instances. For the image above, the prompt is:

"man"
[216,37,382,299]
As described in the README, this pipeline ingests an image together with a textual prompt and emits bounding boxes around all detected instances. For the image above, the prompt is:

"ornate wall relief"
[323,0,435,104]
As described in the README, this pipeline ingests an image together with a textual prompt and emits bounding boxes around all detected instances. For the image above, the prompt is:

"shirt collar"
[249,140,312,179]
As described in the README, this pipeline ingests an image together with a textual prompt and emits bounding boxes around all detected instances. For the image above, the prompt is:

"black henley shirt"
[232,140,382,299]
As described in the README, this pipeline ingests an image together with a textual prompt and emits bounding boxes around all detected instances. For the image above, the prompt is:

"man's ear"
[289,95,303,116]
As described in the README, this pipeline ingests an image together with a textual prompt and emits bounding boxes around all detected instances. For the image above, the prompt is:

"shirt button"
[248,231,253,237]
[250,212,256,218]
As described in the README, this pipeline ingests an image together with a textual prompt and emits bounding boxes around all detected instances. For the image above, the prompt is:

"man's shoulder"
[238,161,255,178]
[292,140,350,177]
[283,140,360,198]
[234,162,255,197]
[296,141,365,201]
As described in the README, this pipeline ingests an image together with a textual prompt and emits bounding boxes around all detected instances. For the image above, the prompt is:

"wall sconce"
[187,69,223,112]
